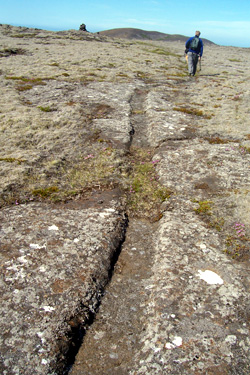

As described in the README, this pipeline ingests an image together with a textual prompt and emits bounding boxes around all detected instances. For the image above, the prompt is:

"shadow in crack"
[53,216,129,375]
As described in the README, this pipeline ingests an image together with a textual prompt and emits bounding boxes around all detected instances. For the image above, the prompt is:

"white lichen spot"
[74,238,79,243]
[145,284,154,290]
[99,212,108,218]
[172,336,183,347]
[39,266,46,273]
[37,331,46,344]
[225,335,237,345]
[165,342,175,349]
[99,208,116,218]
[42,306,55,312]
[153,347,161,353]
[109,353,118,359]
[165,336,183,349]
[199,243,207,250]
[197,270,224,285]
[48,225,59,231]
[17,256,28,264]
[93,331,105,340]
[41,359,48,365]
[30,243,45,249]
[6,263,18,272]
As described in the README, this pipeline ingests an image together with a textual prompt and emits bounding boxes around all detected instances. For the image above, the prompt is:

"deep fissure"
[51,82,181,374]
[55,81,185,373]
[55,215,129,375]
[55,87,148,374]
[68,219,157,375]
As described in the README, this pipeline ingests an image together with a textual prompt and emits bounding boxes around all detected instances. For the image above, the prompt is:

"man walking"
[185,31,203,76]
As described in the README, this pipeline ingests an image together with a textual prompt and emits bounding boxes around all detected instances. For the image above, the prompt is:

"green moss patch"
[124,148,172,220]
[32,186,59,198]
[173,106,213,119]
[5,76,53,91]
[0,157,26,164]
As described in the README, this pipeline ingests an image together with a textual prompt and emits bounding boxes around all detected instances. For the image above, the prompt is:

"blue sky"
[0,0,249,47]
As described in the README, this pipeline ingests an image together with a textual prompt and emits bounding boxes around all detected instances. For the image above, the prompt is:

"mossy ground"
[194,198,250,260]
[124,147,172,219]
[0,144,172,221]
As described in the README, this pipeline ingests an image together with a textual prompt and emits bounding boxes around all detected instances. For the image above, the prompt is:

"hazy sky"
[1,0,249,47]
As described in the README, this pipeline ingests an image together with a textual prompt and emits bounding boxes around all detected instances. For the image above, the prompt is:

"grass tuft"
[37,106,54,112]
[5,76,53,91]
[32,186,59,198]
[173,106,213,119]
[124,148,172,220]
[194,200,213,215]
[0,157,26,164]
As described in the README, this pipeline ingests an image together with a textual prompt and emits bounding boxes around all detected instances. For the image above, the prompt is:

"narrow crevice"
[54,85,156,374]
[53,215,129,375]
[68,219,157,375]
[129,87,150,148]
[108,213,129,279]
[60,308,96,375]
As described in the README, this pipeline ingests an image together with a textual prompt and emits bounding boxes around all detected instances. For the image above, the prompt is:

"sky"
[0,0,249,48]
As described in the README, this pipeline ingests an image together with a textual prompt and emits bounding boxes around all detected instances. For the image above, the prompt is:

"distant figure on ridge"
[185,31,203,76]
[79,23,88,32]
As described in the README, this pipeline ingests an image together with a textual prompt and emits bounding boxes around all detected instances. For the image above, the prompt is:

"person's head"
[195,31,201,37]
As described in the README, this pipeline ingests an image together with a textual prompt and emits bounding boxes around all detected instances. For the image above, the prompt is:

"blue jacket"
[185,36,203,57]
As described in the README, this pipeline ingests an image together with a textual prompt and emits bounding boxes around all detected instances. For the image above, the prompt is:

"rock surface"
[0,24,250,374]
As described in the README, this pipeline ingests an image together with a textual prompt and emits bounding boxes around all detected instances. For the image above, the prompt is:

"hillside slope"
[98,27,215,45]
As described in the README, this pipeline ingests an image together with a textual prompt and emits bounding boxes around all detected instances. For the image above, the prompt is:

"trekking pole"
[199,57,201,71]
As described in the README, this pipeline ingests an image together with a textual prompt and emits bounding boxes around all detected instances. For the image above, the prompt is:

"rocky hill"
[0,24,250,375]
[98,27,215,45]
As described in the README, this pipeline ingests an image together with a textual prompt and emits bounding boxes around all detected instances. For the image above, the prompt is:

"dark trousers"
[188,52,199,75]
